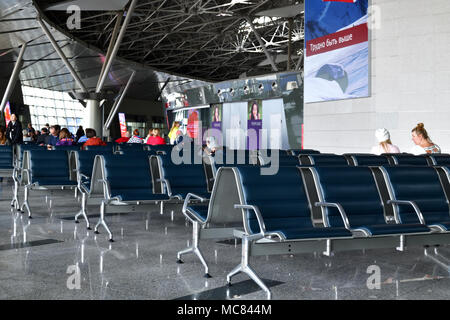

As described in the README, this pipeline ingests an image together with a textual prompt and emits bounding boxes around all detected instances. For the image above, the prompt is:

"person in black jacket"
[6,114,23,145]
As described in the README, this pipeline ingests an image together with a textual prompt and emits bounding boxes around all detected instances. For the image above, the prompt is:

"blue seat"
[389,154,429,166]
[116,143,149,151]
[103,154,169,201]
[148,144,173,154]
[236,166,352,240]
[350,154,390,166]
[157,153,209,199]
[313,166,431,236]
[75,150,113,192]
[84,145,114,152]
[301,154,349,166]
[0,145,14,169]
[258,150,300,166]
[382,166,450,231]
[290,149,321,156]
[53,145,80,151]
[20,150,77,217]
[28,150,76,186]
[429,154,450,166]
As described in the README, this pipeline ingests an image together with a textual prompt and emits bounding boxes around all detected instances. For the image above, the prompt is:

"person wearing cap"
[370,128,400,155]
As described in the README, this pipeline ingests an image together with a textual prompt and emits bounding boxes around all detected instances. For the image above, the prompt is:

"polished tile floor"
[1,178,450,300]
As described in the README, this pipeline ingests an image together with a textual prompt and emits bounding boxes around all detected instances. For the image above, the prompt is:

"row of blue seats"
[16,149,211,243]
[177,164,450,298]
[257,152,450,167]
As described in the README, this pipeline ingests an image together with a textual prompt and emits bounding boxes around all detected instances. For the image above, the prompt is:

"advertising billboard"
[304,0,369,103]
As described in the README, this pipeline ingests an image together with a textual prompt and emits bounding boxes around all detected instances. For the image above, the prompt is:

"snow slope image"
[304,0,369,103]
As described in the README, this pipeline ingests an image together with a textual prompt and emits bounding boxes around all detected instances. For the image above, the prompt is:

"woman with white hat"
[370,128,400,155]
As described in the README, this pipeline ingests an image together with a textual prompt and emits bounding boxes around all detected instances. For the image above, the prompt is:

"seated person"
[36,127,49,146]
[82,128,106,149]
[146,128,165,145]
[370,128,400,155]
[56,128,74,146]
[45,125,60,147]
[115,131,131,143]
[127,129,144,144]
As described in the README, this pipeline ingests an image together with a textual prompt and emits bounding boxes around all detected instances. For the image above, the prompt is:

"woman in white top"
[370,128,400,155]
[410,122,441,155]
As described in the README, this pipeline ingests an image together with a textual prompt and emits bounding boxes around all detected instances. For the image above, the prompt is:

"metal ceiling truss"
[40,0,305,81]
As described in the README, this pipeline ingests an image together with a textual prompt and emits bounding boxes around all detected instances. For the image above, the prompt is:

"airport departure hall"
[1,0,450,307]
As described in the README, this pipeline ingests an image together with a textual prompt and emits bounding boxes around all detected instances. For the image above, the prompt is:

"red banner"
[118,112,127,138]
[306,23,368,57]
[4,101,11,126]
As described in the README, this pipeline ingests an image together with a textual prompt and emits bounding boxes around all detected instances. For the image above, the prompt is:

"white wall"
[303,0,450,154]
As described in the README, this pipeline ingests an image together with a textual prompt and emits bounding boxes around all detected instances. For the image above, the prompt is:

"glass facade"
[22,86,84,134]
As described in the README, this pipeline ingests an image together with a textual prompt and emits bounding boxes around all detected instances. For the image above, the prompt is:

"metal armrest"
[234,204,266,238]
[98,179,111,199]
[387,200,425,225]
[156,178,172,196]
[182,193,208,223]
[315,202,351,230]
[22,169,31,185]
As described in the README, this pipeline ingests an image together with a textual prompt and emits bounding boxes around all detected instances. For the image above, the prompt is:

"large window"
[22,86,84,134]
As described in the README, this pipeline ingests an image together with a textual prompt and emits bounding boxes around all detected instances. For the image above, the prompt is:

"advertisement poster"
[4,101,11,126]
[118,112,127,138]
[247,100,262,150]
[186,109,199,139]
[209,103,222,146]
[304,0,369,103]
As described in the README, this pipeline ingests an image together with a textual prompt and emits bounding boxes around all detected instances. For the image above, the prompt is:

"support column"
[85,99,102,136]
[0,43,27,113]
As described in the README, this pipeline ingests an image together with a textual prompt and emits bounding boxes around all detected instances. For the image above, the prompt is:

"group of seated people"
[371,123,441,155]
[115,128,166,145]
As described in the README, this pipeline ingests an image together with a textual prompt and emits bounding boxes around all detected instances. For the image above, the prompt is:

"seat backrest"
[235,166,312,235]
[53,145,80,151]
[85,145,114,152]
[312,166,386,228]
[257,150,300,166]
[381,166,449,224]
[0,145,13,169]
[157,153,208,197]
[28,150,71,184]
[300,154,349,166]
[390,154,429,166]
[118,149,156,157]
[75,150,113,178]
[350,154,390,166]
[101,153,154,199]
[290,149,321,156]
[116,143,149,151]
[17,144,44,163]
[148,144,173,154]
[213,149,257,166]
[429,154,450,166]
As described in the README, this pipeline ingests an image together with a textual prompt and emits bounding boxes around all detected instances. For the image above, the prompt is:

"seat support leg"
[20,185,31,218]
[75,192,90,230]
[11,173,19,209]
[176,221,210,277]
[94,201,113,242]
[226,236,272,299]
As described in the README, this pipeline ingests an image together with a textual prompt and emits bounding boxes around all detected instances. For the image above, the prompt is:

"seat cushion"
[276,227,352,239]
[110,189,169,201]
[33,177,77,186]
[356,223,430,236]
